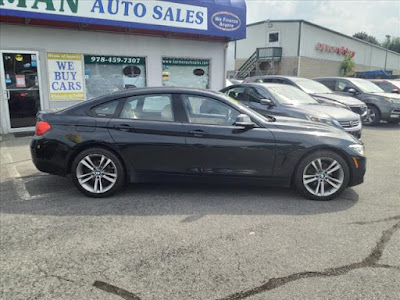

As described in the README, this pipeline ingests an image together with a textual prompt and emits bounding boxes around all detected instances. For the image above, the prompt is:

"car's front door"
[107,93,187,175]
[180,94,275,177]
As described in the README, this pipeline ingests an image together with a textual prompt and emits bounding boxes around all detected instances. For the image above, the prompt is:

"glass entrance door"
[1,51,42,130]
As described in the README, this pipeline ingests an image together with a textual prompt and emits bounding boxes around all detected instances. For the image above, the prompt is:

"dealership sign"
[316,43,356,57]
[0,0,246,39]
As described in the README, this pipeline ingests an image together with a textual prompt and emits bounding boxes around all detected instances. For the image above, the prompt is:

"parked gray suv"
[314,77,400,125]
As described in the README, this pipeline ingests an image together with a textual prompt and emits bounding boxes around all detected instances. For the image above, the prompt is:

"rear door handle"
[114,124,133,131]
[188,130,207,137]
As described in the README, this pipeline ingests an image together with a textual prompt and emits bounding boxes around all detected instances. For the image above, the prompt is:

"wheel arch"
[290,146,353,187]
[67,142,131,181]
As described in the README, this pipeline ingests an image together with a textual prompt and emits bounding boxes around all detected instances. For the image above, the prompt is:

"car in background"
[221,83,362,138]
[244,75,368,120]
[31,87,365,201]
[314,77,400,125]
[370,79,400,94]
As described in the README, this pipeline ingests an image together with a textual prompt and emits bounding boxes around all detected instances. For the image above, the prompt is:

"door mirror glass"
[234,114,254,128]
[260,98,274,106]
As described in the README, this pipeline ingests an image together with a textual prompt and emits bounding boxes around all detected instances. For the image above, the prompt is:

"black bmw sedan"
[31,87,366,200]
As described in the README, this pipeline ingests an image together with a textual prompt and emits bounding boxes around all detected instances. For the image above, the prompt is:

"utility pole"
[384,35,390,71]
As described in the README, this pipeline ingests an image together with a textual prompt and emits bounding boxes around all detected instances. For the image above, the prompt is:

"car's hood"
[312,93,364,106]
[298,104,358,121]
[365,92,400,99]
[269,116,358,142]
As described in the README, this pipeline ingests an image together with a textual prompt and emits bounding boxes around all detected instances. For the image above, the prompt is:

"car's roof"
[227,82,296,88]
[105,86,222,97]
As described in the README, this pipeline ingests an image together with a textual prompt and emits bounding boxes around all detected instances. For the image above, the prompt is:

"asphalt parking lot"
[1,124,399,300]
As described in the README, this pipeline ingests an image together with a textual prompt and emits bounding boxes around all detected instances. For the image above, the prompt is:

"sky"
[245,0,400,43]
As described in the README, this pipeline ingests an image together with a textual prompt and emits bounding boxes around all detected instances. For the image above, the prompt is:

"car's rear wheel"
[294,151,350,201]
[363,105,380,126]
[71,148,125,197]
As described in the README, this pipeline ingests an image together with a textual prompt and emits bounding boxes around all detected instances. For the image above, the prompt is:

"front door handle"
[188,130,207,137]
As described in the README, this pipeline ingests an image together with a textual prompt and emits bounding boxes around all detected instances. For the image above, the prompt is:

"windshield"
[292,78,333,94]
[349,78,385,93]
[266,85,319,105]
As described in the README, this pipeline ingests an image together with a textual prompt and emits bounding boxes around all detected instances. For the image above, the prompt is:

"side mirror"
[347,88,357,95]
[260,98,274,106]
[234,114,255,128]
[391,88,400,94]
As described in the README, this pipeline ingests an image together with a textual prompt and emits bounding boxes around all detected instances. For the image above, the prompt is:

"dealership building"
[228,19,400,79]
[0,0,246,134]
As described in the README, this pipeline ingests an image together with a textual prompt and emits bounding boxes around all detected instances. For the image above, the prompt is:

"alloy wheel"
[364,108,376,125]
[302,157,344,197]
[76,154,118,194]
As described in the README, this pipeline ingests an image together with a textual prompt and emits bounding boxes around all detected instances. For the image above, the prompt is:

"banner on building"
[47,53,85,101]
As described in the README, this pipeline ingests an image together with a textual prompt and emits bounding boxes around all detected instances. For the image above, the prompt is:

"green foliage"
[353,32,380,45]
[341,54,355,76]
[382,37,400,54]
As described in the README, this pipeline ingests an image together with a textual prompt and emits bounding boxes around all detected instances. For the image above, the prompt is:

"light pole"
[384,35,390,71]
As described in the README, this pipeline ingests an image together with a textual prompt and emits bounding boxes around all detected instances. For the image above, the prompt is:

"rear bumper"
[30,137,68,176]
[348,156,366,187]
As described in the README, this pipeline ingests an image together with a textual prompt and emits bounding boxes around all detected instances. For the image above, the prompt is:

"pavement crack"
[349,215,400,225]
[216,221,400,300]
[93,281,142,300]
[37,265,83,286]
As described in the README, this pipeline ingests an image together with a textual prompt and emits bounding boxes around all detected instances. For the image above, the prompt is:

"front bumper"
[380,103,400,121]
[348,155,366,187]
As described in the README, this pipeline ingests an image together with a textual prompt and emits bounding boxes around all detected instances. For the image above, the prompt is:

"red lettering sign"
[316,43,355,57]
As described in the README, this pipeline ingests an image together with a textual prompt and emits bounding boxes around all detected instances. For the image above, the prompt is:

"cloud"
[246,0,400,42]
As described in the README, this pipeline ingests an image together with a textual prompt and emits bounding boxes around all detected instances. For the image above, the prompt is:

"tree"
[341,54,355,76]
[353,32,380,45]
[382,37,400,54]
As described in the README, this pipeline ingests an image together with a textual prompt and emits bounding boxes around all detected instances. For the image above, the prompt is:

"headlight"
[384,97,400,104]
[307,115,338,127]
[349,144,364,156]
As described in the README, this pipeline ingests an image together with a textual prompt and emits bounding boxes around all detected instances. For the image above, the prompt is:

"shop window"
[162,58,209,89]
[84,55,146,99]
[120,94,174,122]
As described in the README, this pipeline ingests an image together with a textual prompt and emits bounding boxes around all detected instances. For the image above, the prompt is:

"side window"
[269,32,279,43]
[336,80,356,92]
[319,80,336,90]
[225,87,246,101]
[120,94,174,122]
[182,95,240,126]
[248,87,271,103]
[376,82,392,92]
[92,100,119,117]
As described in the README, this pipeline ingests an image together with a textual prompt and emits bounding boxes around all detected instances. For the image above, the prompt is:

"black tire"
[71,147,125,198]
[294,150,350,201]
[363,105,380,126]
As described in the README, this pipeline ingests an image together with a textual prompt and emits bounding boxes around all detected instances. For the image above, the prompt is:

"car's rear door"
[179,93,275,177]
[107,93,187,176]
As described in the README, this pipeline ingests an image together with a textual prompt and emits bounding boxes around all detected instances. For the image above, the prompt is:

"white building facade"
[0,0,246,134]
[231,20,400,79]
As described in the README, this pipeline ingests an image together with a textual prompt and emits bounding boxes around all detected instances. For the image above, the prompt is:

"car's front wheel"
[363,105,380,126]
[294,151,350,201]
[71,148,125,197]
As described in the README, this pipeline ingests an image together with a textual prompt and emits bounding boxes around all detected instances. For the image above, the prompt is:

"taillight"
[35,121,51,136]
